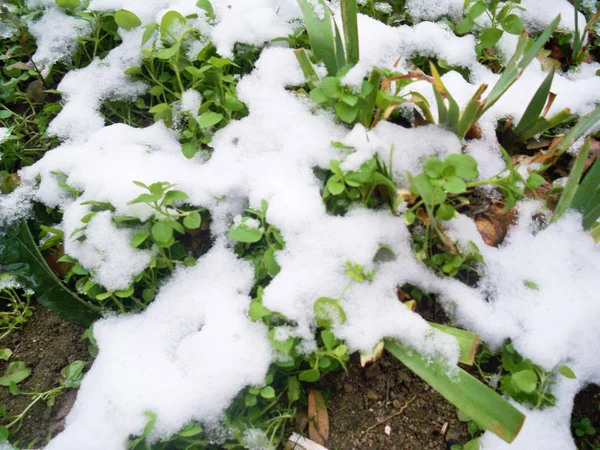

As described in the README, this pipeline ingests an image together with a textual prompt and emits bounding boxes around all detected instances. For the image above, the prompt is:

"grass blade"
[518,108,575,141]
[358,67,382,128]
[514,68,555,136]
[457,84,487,138]
[297,0,338,75]
[333,21,347,70]
[548,104,600,159]
[295,48,321,87]
[519,15,561,69]
[385,339,526,443]
[573,152,600,229]
[341,0,359,66]
[552,136,590,223]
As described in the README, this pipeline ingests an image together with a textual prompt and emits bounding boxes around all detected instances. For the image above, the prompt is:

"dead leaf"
[26,79,45,102]
[1,173,20,194]
[475,201,516,247]
[308,390,329,446]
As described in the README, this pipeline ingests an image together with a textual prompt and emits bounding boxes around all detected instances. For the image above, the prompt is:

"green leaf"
[514,68,555,136]
[526,173,546,190]
[0,111,13,119]
[501,14,524,35]
[297,0,339,75]
[181,142,197,159]
[183,212,202,229]
[0,221,100,326]
[558,365,576,379]
[444,176,467,194]
[479,27,504,49]
[162,189,189,206]
[299,368,321,382]
[314,297,347,328]
[61,360,86,388]
[424,157,445,178]
[341,0,359,65]
[288,376,301,403]
[198,111,223,128]
[326,175,345,196]
[0,425,8,442]
[141,412,157,439]
[154,43,180,60]
[0,349,12,361]
[455,16,475,34]
[0,361,31,386]
[160,10,187,42]
[115,9,141,30]
[444,154,479,180]
[131,232,150,248]
[196,0,215,19]
[55,0,80,9]
[142,23,159,45]
[436,203,456,221]
[385,340,526,443]
[228,218,264,243]
[151,221,174,244]
[572,145,600,229]
[249,300,271,321]
[511,369,537,393]
[268,328,295,354]
[178,423,203,437]
[429,324,480,365]
[260,386,275,399]
[467,1,488,19]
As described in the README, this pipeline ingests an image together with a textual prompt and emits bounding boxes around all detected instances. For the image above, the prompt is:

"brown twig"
[362,395,416,435]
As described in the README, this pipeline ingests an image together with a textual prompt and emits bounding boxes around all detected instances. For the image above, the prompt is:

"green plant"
[322,153,397,215]
[456,0,525,56]
[475,343,576,409]
[228,200,285,284]
[572,1,600,67]
[0,279,33,341]
[0,360,86,441]
[121,9,251,158]
[574,417,597,438]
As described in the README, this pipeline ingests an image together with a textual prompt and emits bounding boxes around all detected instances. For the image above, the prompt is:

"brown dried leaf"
[308,390,329,446]
[475,201,516,247]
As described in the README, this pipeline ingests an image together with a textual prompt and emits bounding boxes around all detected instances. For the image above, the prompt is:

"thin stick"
[362,395,416,435]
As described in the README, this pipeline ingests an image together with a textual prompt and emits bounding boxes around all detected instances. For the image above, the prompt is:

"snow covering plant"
[1,0,600,448]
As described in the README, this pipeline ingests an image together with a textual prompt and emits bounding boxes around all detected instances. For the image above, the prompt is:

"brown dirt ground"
[0,304,90,448]
[571,384,600,450]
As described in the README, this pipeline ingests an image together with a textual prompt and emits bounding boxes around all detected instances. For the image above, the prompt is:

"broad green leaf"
[511,369,537,393]
[455,17,475,34]
[142,23,159,45]
[178,423,203,437]
[115,9,141,30]
[228,218,263,243]
[467,1,488,19]
[160,10,187,42]
[0,349,12,361]
[314,297,346,328]
[197,111,223,128]
[249,300,271,321]
[385,340,525,443]
[0,425,8,442]
[501,14,524,35]
[479,27,504,49]
[0,221,100,326]
[151,221,174,244]
[183,212,201,229]
[424,157,445,178]
[299,368,321,382]
[572,153,600,229]
[141,412,157,439]
[268,328,295,354]
[131,232,150,248]
[326,175,345,195]
[55,0,80,9]
[61,360,86,388]
[260,386,275,399]
[436,203,456,221]
[162,189,189,206]
[154,43,180,60]
[445,176,467,194]
[0,361,31,386]
[196,0,215,19]
[429,323,480,365]
[288,376,301,402]
[444,154,479,179]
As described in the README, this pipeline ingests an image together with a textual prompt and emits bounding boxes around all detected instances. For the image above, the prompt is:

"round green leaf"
[436,203,456,221]
[455,17,475,34]
[160,10,187,41]
[424,157,445,178]
[326,175,345,196]
[298,368,320,382]
[444,176,467,194]
[501,14,524,35]
[260,386,275,399]
[181,142,197,159]
[245,394,257,407]
[444,154,479,180]
[183,212,201,229]
[0,361,31,386]
[228,218,263,243]
[198,111,224,128]
[479,27,504,49]
[0,425,8,442]
[115,9,142,30]
[335,101,359,124]
[467,1,488,19]
[151,221,174,244]
[511,369,537,393]
[314,297,346,328]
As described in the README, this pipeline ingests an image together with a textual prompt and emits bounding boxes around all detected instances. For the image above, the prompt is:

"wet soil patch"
[571,384,600,450]
[0,305,90,448]
[319,353,470,450]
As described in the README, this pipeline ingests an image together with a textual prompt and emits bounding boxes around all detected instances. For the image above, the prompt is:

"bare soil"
[0,305,90,448]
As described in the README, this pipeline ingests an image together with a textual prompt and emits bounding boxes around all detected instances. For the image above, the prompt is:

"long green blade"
[341,0,359,66]
[552,136,591,223]
[519,15,561,69]
[549,105,600,159]
[573,153,600,229]
[514,68,555,136]
[385,339,526,444]
[358,67,382,128]
[519,109,574,141]
[297,0,338,75]
[0,220,101,326]
[294,48,320,87]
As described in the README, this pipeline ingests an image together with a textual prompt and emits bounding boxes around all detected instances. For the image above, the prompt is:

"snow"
[1,0,599,448]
